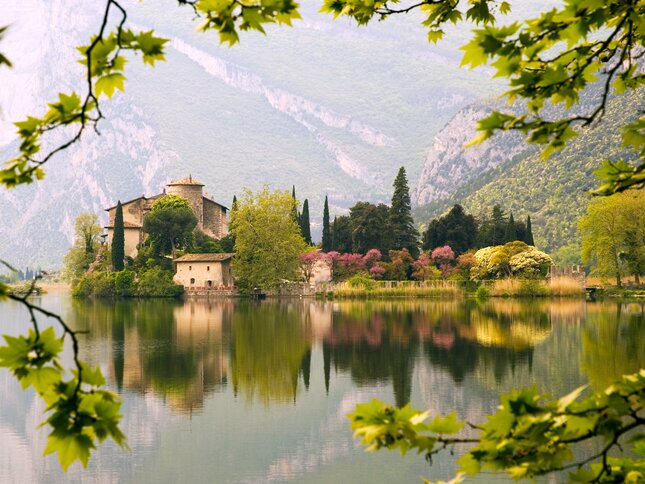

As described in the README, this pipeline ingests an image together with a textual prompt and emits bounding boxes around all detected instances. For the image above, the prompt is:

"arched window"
[190,278,195,285]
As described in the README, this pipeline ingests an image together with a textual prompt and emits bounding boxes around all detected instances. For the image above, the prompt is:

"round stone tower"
[166,175,205,228]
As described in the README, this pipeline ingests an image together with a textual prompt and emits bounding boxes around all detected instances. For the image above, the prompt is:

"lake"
[0,294,643,483]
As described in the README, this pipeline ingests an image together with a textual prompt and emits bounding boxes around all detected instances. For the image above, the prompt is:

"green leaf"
[557,384,587,412]
[95,73,126,99]
[426,412,464,434]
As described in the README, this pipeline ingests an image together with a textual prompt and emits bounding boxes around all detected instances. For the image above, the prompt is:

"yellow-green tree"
[579,190,645,286]
[230,187,308,291]
[62,213,102,282]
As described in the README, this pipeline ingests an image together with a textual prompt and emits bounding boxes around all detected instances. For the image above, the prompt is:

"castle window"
[189,265,192,271]
[190,278,195,285]
[207,280,212,287]
[207,266,210,271]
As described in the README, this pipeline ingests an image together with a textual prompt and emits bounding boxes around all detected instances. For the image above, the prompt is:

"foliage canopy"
[349,370,645,483]
[229,186,308,290]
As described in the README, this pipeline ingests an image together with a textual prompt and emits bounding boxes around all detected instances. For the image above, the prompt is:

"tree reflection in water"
[67,297,642,411]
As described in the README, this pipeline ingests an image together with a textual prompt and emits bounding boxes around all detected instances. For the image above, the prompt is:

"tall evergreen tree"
[525,215,535,246]
[388,167,419,257]
[505,213,517,242]
[290,185,299,224]
[231,195,238,211]
[300,199,312,245]
[322,195,332,252]
[112,200,125,271]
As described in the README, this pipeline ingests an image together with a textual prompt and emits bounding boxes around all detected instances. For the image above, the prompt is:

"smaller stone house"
[174,253,235,290]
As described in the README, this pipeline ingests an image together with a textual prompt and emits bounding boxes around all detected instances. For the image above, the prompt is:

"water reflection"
[2,296,644,483]
[73,299,233,413]
[582,302,645,390]
[62,297,630,411]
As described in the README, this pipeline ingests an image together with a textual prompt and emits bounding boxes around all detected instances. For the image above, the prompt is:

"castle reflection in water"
[70,298,643,414]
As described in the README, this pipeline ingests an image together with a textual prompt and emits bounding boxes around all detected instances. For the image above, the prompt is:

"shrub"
[475,285,490,299]
[72,272,116,298]
[473,242,553,280]
[137,267,183,297]
[347,273,375,290]
[114,270,136,297]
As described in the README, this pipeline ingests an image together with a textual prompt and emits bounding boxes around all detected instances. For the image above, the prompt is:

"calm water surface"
[0,295,643,483]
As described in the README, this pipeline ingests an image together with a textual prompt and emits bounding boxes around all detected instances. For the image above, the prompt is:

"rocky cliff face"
[1,0,503,268]
[412,102,528,207]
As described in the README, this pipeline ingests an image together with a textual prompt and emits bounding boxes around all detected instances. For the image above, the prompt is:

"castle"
[105,176,228,258]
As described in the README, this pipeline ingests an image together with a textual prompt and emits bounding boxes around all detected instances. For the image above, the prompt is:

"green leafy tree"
[580,190,645,286]
[350,202,390,255]
[300,198,312,245]
[331,215,353,254]
[230,186,308,290]
[63,213,102,282]
[322,195,332,252]
[142,195,198,259]
[422,204,478,255]
[388,167,419,258]
[111,201,125,271]
[75,213,102,255]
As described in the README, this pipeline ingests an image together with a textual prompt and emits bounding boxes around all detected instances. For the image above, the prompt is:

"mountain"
[412,88,645,253]
[0,0,510,268]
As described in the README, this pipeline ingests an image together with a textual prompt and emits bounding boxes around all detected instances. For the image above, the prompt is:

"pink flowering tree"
[362,249,382,269]
[300,250,329,283]
[336,253,367,279]
[384,248,414,280]
[431,245,456,279]
[412,252,441,280]
[455,252,477,280]
[370,264,386,279]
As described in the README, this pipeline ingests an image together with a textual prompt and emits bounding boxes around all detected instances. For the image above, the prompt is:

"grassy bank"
[318,280,461,299]
[482,277,586,298]
[317,276,588,300]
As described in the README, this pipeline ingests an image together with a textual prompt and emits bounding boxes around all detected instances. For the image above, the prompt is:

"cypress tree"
[331,216,338,251]
[112,200,125,271]
[322,195,332,252]
[505,212,517,242]
[490,205,507,245]
[231,194,238,212]
[290,185,299,224]
[525,215,535,246]
[300,199,312,245]
[389,167,419,257]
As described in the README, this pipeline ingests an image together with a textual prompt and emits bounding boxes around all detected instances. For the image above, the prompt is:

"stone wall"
[203,199,227,238]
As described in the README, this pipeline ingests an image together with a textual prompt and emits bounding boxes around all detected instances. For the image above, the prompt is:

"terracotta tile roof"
[174,253,235,262]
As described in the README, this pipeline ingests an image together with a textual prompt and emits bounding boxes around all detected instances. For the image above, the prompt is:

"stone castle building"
[105,176,228,257]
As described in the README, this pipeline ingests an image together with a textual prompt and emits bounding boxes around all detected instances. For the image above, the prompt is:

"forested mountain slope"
[0,0,507,268]
[413,88,644,253]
